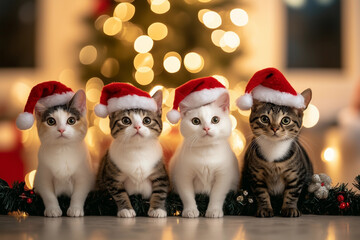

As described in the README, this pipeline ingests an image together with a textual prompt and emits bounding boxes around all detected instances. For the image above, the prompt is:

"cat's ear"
[151,89,163,115]
[251,99,263,111]
[214,92,230,113]
[34,102,47,119]
[69,90,87,115]
[301,88,312,110]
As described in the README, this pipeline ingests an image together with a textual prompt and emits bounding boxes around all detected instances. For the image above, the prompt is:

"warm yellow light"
[148,22,168,41]
[99,118,111,135]
[211,29,225,47]
[95,15,109,31]
[86,77,104,91]
[134,35,154,53]
[285,0,306,9]
[151,0,170,14]
[322,147,337,162]
[198,0,212,2]
[25,170,36,189]
[85,126,98,148]
[121,22,143,43]
[79,45,97,65]
[212,75,229,88]
[202,11,222,29]
[163,52,181,73]
[101,58,120,78]
[184,52,204,73]
[303,104,320,128]
[230,114,237,130]
[133,53,154,70]
[221,31,240,49]
[230,8,249,27]
[86,88,101,103]
[161,122,172,136]
[165,88,175,107]
[103,17,123,36]
[229,89,238,112]
[238,109,251,117]
[11,81,31,107]
[59,69,76,87]
[198,9,210,23]
[230,129,246,156]
[135,67,154,85]
[113,3,135,22]
[150,85,164,96]
[0,122,16,151]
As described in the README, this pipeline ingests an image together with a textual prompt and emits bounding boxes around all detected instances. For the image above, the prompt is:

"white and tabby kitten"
[170,93,239,218]
[34,90,94,217]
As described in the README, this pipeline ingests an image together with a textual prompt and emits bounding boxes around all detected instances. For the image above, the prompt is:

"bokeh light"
[25,170,36,189]
[99,118,111,135]
[113,3,135,22]
[133,53,154,70]
[134,35,154,53]
[202,11,222,29]
[150,85,164,96]
[198,9,210,23]
[211,29,225,47]
[303,104,320,128]
[101,58,120,78]
[150,0,170,14]
[103,17,123,36]
[230,129,246,157]
[79,45,97,65]
[322,147,337,162]
[135,67,154,85]
[163,52,181,73]
[184,52,204,73]
[86,88,101,103]
[212,75,229,88]
[230,114,237,130]
[230,8,249,26]
[148,22,168,41]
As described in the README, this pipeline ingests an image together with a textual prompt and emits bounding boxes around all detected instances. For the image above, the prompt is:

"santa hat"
[236,67,305,110]
[16,81,74,130]
[166,77,228,124]
[94,82,157,118]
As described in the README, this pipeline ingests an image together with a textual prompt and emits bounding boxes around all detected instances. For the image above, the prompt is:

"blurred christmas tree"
[79,0,249,90]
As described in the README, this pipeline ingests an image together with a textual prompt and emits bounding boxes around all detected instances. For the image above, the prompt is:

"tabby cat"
[241,89,313,217]
[96,90,169,218]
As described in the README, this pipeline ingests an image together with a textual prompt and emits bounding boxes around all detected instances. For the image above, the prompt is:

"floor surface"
[0,215,359,240]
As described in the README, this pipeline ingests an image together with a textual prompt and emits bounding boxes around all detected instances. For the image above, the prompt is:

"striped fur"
[241,96,313,218]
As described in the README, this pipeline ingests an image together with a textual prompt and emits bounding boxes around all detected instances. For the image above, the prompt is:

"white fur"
[16,112,35,130]
[169,98,239,218]
[33,100,94,217]
[107,95,157,114]
[256,136,294,162]
[252,85,305,108]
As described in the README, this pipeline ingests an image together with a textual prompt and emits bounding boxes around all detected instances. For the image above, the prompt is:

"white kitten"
[169,93,239,218]
[34,90,94,217]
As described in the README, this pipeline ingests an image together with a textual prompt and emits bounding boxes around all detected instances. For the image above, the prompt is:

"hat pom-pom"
[94,104,109,118]
[166,109,181,124]
[16,112,34,130]
[236,93,253,110]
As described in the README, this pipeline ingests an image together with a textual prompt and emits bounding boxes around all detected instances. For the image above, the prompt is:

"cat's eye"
[260,115,270,124]
[191,117,201,125]
[211,116,220,124]
[46,117,56,126]
[67,117,76,125]
[281,117,291,125]
[121,117,132,125]
[143,117,151,125]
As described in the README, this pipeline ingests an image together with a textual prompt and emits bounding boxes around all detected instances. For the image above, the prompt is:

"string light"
[202,11,222,29]
[322,147,337,162]
[135,67,154,85]
[134,35,154,53]
[103,17,122,36]
[150,0,170,14]
[211,29,225,47]
[198,9,210,23]
[148,22,168,41]
[79,45,97,65]
[163,52,181,73]
[230,9,248,27]
[303,104,320,128]
[184,52,204,73]
[133,53,154,70]
[220,31,240,53]
[113,3,135,22]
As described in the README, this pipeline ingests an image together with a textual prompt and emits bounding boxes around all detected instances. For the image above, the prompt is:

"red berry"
[339,202,346,209]
[30,191,34,195]
[27,198,33,204]
[337,195,345,202]
[346,202,350,208]
[321,182,325,186]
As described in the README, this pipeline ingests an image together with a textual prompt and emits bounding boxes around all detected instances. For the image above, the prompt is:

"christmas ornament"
[166,76,227,124]
[308,173,332,199]
[337,195,344,202]
[94,82,158,118]
[16,81,74,130]
[26,198,32,204]
[339,202,346,210]
[236,68,306,110]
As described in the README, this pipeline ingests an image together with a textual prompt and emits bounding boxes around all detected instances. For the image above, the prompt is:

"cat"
[33,90,94,217]
[169,92,239,218]
[241,89,314,217]
[96,90,169,218]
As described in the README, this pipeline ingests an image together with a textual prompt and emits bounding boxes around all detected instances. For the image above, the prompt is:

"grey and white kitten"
[170,93,240,218]
[241,89,314,217]
[96,90,170,218]
[34,90,94,217]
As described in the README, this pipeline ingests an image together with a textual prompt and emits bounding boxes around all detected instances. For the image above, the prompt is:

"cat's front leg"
[281,176,302,217]
[253,181,274,218]
[175,174,199,218]
[148,162,169,218]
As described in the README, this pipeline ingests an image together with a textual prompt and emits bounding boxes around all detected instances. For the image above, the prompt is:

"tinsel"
[1,176,359,216]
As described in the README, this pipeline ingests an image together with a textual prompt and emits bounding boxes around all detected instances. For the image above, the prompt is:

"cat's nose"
[58,129,65,134]
[203,127,210,132]
[134,125,141,131]
[271,127,279,133]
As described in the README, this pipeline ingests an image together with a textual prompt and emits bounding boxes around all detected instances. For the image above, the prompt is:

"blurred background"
[0,0,359,189]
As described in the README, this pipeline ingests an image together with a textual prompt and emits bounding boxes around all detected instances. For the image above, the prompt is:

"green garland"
[1,176,359,216]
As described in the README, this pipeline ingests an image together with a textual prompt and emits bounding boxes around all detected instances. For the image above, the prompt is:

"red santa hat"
[166,77,228,124]
[16,81,74,130]
[94,82,157,118]
[236,67,305,110]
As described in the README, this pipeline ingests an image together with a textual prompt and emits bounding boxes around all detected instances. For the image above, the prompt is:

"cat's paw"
[205,208,224,218]
[281,207,301,217]
[44,206,62,217]
[117,209,136,218]
[256,208,274,218]
[148,208,167,218]
[67,206,84,217]
[182,208,199,218]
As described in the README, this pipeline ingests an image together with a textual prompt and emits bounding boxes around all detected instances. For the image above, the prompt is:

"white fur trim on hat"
[16,112,35,130]
[107,95,157,114]
[252,85,305,108]
[37,91,74,108]
[180,87,228,110]
[236,93,253,110]
[94,104,109,118]
[166,109,181,124]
